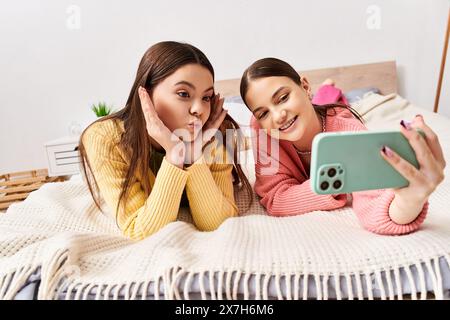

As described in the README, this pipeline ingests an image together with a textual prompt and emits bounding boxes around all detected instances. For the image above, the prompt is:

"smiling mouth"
[279,115,298,131]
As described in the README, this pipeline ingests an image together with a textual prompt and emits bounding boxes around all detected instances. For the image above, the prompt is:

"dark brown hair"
[79,41,253,226]
[239,57,365,124]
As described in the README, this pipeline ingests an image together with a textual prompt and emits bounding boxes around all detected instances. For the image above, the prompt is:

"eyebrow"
[174,81,214,93]
[252,86,287,115]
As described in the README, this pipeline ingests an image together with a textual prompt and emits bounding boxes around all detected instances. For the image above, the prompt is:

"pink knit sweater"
[249,85,428,235]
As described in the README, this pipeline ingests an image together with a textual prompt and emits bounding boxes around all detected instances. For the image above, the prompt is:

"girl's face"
[245,76,315,141]
[151,63,214,142]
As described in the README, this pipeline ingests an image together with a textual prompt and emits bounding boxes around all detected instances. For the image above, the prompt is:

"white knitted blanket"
[1,93,450,300]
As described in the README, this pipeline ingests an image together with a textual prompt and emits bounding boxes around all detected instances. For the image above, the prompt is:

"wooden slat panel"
[0,169,48,181]
[0,193,29,202]
[301,60,397,96]
[0,201,18,210]
[0,176,47,187]
[215,60,397,98]
[0,182,43,194]
[0,168,68,211]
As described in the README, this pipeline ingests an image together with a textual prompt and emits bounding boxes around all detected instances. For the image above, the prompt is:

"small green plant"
[91,102,113,117]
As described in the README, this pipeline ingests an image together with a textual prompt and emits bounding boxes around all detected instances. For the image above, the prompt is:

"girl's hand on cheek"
[138,86,185,167]
[381,115,446,205]
[185,93,228,165]
[202,93,228,145]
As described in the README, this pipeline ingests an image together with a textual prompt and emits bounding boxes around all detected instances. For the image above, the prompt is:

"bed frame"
[215,60,397,98]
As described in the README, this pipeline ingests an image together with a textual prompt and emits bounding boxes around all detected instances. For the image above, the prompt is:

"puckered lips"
[187,119,202,131]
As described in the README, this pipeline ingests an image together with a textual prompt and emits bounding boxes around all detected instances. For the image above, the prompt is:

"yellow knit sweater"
[82,119,239,241]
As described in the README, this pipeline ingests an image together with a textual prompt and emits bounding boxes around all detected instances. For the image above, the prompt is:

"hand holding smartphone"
[310,129,426,195]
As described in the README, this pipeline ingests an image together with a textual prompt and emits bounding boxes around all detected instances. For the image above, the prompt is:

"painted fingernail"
[382,145,394,157]
[400,120,412,130]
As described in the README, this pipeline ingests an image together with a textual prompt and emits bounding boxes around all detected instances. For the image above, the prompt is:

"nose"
[273,109,287,125]
[189,99,205,118]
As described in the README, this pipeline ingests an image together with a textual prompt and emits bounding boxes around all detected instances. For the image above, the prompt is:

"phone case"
[310,129,425,195]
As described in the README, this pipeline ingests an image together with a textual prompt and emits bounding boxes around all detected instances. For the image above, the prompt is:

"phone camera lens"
[328,168,337,177]
[333,180,342,189]
[320,181,329,191]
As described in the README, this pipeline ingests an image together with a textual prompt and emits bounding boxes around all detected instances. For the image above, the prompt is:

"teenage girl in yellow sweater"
[79,42,252,240]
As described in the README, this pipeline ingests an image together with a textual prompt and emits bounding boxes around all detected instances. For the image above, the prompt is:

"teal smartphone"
[310,129,425,195]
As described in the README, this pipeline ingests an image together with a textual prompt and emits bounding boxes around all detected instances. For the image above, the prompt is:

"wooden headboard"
[215,60,397,98]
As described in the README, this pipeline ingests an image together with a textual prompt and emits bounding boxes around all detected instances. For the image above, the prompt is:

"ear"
[300,76,312,99]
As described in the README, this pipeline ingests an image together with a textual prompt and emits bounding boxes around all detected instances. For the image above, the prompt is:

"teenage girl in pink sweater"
[240,58,446,235]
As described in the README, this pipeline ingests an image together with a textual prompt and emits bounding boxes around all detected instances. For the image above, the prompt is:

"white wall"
[439,34,450,118]
[0,0,448,173]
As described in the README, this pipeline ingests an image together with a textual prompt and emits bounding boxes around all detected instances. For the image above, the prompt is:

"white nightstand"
[44,136,81,177]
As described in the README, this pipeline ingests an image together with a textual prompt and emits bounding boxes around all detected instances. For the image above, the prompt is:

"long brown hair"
[79,41,253,225]
[239,57,365,124]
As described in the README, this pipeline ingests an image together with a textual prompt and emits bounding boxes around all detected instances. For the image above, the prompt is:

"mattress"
[13,257,450,300]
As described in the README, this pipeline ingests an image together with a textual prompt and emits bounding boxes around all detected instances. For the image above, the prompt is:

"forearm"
[185,156,238,231]
[257,178,347,216]
[119,157,188,240]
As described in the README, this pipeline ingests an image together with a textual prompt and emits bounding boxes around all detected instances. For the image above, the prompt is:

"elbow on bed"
[261,194,309,217]
[122,227,150,241]
[196,206,239,232]
[121,220,163,241]
[362,221,423,236]
[265,203,297,217]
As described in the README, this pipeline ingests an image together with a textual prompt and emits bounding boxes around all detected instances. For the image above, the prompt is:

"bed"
[2,61,450,300]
